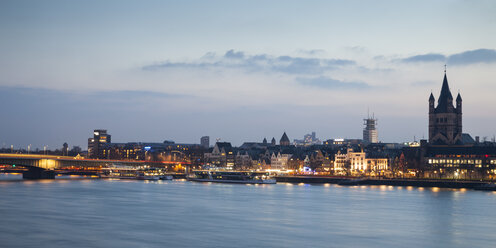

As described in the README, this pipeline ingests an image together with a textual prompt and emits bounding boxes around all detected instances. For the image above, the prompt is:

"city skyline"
[1,0,496,149]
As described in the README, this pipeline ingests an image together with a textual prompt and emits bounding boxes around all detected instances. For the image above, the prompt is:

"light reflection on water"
[1,173,496,248]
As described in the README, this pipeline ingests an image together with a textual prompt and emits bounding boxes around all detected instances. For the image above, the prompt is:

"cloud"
[296,49,327,56]
[296,76,370,90]
[401,53,446,63]
[399,49,496,65]
[448,49,496,65]
[143,50,356,75]
[101,90,186,99]
[224,49,245,59]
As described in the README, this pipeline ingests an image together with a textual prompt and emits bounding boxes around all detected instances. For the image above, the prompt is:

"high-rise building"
[88,129,111,159]
[429,72,462,145]
[363,116,378,143]
[201,136,210,148]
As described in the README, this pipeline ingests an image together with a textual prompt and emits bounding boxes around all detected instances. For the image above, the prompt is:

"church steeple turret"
[429,92,435,114]
[456,92,462,102]
[456,92,462,113]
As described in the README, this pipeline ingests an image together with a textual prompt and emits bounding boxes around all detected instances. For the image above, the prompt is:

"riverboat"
[99,165,160,180]
[187,170,276,184]
[159,175,174,180]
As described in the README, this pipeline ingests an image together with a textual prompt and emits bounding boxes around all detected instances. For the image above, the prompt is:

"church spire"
[435,71,454,113]
[439,72,453,101]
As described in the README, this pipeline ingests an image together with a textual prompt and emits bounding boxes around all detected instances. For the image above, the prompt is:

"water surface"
[1,174,495,248]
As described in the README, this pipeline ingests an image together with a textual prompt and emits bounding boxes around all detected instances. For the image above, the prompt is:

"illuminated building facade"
[87,129,111,159]
[270,152,291,170]
[333,147,388,175]
[204,142,235,168]
[424,146,496,180]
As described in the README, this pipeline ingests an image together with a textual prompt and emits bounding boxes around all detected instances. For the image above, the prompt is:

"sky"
[1,0,496,150]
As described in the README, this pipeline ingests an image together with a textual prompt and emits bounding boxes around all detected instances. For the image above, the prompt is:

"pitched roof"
[435,73,455,113]
[215,142,232,152]
[280,132,290,143]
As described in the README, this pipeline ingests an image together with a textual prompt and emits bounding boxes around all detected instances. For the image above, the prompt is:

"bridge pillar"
[23,167,56,179]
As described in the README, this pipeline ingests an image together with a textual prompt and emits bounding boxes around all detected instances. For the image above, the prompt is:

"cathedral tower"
[428,72,463,145]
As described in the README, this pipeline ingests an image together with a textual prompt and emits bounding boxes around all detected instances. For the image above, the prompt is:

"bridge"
[0,153,190,179]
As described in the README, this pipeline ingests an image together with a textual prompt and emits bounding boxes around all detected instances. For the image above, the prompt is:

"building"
[363,115,378,143]
[204,142,235,168]
[429,72,463,145]
[294,131,321,146]
[333,147,388,176]
[324,138,363,147]
[234,151,252,169]
[201,136,210,149]
[280,132,291,146]
[270,152,291,170]
[333,149,349,174]
[424,145,496,180]
[62,143,69,156]
[87,129,111,159]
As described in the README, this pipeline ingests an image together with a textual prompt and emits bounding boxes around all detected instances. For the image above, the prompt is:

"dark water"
[1,173,496,248]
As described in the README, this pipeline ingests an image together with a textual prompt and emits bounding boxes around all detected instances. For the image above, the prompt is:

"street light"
[28,144,31,154]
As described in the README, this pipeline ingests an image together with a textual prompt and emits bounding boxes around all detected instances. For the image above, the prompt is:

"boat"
[159,175,174,180]
[135,170,160,180]
[474,183,496,191]
[99,165,138,179]
[338,178,366,186]
[187,170,276,184]
[99,165,160,180]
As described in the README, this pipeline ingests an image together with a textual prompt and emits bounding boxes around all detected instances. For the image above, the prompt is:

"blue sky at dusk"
[1,0,496,149]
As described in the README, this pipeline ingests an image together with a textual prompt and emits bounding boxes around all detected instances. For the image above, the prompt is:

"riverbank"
[275,176,495,190]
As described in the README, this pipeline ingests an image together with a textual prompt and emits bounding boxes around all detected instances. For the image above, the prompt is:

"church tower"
[428,71,463,145]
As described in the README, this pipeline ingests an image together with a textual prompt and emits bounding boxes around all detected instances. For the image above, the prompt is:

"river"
[1,173,495,248]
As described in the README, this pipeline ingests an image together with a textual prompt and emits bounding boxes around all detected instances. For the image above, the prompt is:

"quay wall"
[275,176,490,189]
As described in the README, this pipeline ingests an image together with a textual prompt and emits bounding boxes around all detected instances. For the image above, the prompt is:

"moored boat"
[338,178,366,186]
[99,165,161,180]
[187,170,276,184]
[159,175,174,180]
[474,183,496,191]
